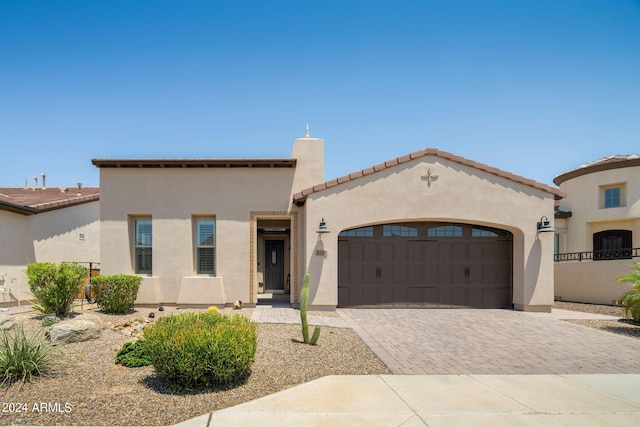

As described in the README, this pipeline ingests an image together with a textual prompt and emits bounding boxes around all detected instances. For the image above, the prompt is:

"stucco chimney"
[291,125,324,194]
[77,182,82,196]
[41,173,46,190]
[33,176,38,191]
[24,178,28,190]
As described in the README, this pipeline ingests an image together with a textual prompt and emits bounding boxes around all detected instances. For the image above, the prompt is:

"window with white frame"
[196,219,216,274]
[134,218,152,274]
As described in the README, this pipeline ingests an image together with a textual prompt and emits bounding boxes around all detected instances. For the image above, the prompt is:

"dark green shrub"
[26,262,88,317]
[617,262,640,322]
[91,275,142,314]
[144,312,257,391]
[0,323,59,386]
[115,340,151,368]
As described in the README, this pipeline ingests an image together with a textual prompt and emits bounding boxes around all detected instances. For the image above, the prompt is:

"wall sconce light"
[536,216,555,233]
[316,217,331,234]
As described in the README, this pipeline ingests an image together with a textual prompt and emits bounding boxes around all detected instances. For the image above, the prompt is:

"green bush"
[617,261,640,322]
[0,323,59,386]
[91,275,143,314]
[115,340,151,368]
[26,262,88,317]
[144,312,257,391]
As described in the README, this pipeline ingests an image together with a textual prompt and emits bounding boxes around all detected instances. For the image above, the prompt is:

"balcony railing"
[554,248,640,262]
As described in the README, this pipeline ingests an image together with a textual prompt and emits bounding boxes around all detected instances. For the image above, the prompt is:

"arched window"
[593,230,632,260]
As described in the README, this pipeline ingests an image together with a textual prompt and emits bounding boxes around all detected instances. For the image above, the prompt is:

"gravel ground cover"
[555,300,640,340]
[0,305,390,426]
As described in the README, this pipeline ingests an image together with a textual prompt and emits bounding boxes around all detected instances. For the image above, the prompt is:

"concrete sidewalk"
[176,374,640,426]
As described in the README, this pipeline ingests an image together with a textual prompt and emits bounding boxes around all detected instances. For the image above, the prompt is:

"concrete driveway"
[338,308,640,375]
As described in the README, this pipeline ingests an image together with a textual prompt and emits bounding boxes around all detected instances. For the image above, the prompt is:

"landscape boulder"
[0,315,15,330]
[47,319,101,344]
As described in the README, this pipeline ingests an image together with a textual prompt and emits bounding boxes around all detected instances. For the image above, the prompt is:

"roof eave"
[92,158,297,169]
[554,157,640,186]
[0,200,38,215]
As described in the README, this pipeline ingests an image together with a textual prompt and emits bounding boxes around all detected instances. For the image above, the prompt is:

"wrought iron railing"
[554,248,640,262]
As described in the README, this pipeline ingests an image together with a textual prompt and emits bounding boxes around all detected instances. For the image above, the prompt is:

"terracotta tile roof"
[554,154,640,185]
[0,187,99,215]
[292,148,564,206]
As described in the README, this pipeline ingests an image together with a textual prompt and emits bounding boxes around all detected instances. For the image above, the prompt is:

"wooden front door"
[264,240,285,291]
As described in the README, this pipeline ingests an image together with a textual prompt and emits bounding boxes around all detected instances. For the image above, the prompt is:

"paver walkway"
[339,308,640,375]
[251,305,348,328]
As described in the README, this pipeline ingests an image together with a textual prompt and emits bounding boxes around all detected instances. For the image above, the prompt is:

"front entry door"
[264,240,285,291]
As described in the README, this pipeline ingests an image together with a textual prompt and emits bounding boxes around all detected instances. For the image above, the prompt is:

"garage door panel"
[407,243,422,261]
[338,223,512,309]
[378,285,394,305]
[450,286,467,306]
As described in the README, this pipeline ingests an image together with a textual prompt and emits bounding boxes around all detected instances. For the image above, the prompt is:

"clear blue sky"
[1,0,638,188]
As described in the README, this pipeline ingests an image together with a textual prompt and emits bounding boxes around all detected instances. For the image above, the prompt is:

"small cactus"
[300,273,321,345]
[206,306,220,315]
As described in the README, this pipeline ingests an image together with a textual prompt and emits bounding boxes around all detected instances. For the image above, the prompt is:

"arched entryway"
[337,222,513,308]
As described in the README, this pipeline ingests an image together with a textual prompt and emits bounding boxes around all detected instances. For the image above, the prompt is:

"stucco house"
[0,181,100,306]
[554,155,640,304]
[94,129,562,312]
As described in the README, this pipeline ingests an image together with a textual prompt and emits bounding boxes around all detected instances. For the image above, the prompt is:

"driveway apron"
[338,309,640,375]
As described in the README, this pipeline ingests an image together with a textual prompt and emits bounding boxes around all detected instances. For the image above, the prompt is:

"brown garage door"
[337,222,512,308]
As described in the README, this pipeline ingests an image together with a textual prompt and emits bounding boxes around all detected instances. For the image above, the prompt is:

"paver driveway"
[338,309,640,375]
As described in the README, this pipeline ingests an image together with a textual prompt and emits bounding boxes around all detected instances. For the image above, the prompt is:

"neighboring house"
[0,182,100,306]
[94,129,562,312]
[554,155,640,304]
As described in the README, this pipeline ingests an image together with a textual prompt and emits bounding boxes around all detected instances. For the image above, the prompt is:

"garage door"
[337,222,512,308]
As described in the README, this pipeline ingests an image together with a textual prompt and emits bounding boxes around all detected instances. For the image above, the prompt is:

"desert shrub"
[206,306,220,315]
[115,340,151,368]
[26,262,88,317]
[0,323,59,386]
[144,312,257,391]
[91,275,142,314]
[41,315,60,327]
[617,262,640,322]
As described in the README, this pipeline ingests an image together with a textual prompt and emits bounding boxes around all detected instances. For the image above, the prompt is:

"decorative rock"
[0,315,13,327]
[120,330,133,337]
[149,312,155,318]
[1,320,15,330]
[158,306,164,311]
[47,319,101,344]
[74,313,106,328]
[134,324,145,332]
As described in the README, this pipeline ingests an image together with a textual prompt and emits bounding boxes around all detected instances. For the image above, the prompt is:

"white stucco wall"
[0,202,100,304]
[300,156,557,311]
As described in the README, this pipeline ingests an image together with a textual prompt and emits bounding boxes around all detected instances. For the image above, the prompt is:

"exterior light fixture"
[536,216,555,233]
[316,218,331,234]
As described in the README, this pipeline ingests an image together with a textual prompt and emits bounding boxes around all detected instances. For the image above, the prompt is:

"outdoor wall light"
[536,216,555,233]
[316,217,331,234]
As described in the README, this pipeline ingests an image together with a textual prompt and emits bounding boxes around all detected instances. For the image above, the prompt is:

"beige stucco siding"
[99,167,297,305]
[558,165,640,252]
[300,156,556,311]
[0,202,99,304]
[555,163,640,305]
